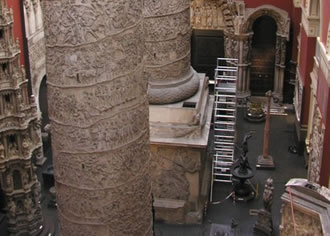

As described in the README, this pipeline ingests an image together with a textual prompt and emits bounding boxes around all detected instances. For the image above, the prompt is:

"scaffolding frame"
[210,58,238,202]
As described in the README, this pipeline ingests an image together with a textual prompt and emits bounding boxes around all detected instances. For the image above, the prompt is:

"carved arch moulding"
[241,5,290,38]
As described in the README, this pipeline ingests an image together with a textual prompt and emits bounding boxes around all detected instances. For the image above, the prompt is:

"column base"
[148,67,200,105]
[256,155,275,169]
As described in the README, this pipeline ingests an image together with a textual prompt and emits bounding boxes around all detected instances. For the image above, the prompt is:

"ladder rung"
[215,115,235,118]
[214,142,234,145]
[214,179,232,183]
[214,147,234,150]
[214,128,235,132]
[214,167,231,171]
[214,173,232,177]
[214,162,233,166]
[215,78,237,81]
[215,101,235,105]
[215,155,234,159]
[215,108,235,111]
[214,135,235,138]
[216,94,236,98]
[214,121,235,125]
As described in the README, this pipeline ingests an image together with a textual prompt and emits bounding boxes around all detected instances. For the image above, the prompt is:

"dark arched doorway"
[38,76,49,129]
[250,15,277,96]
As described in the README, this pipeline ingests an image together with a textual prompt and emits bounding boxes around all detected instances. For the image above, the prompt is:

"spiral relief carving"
[43,0,152,235]
[144,0,200,104]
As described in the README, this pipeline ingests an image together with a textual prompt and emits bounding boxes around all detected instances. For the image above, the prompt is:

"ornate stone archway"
[234,5,290,102]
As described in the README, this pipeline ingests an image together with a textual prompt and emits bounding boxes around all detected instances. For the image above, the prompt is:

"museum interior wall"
[296,0,330,188]
[22,0,47,116]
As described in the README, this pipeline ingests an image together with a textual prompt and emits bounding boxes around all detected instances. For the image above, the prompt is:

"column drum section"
[144,0,200,104]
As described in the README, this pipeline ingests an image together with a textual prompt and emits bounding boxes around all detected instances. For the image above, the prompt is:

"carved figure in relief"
[22,171,29,186]
[6,174,12,188]
[0,141,4,159]
[242,39,250,63]
[234,16,243,35]
[206,5,212,28]
[212,5,218,28]
[24,196,33,215]
[8,200,16,218]
[8,141,18,156]
[280,39,286,63]
[275,38,281,64]
[201,7,207,27]
[32,182,41,205]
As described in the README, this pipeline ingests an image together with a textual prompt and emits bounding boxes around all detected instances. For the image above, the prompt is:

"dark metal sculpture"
[231,132,255,201]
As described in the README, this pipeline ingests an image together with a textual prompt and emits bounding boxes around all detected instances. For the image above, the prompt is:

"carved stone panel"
[293,75,303,122]
[308,106,325,183]
[150,145,201,201]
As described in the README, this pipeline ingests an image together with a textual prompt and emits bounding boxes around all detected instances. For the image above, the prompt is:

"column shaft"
[43,1,152,235]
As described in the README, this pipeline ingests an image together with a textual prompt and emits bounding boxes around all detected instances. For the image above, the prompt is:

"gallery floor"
[155,107,307,236]
[0,106,307,236]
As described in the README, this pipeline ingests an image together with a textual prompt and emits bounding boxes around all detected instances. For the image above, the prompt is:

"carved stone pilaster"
[24,0,31,16]
[307,106,325,183]
[326,23,330,56]
[43,0,152,235]
[273,35,288,102]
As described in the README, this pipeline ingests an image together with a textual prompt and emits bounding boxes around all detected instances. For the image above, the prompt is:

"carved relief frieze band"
[190,0,236,33]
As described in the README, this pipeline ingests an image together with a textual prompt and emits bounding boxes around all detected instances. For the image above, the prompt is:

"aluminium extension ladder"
[210,58,238,202]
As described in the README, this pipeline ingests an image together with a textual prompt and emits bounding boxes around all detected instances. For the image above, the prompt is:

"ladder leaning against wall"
[210,58,238,202]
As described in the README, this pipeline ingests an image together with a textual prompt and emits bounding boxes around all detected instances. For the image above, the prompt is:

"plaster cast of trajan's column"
[144,0,200,104]
[43,1,152,235]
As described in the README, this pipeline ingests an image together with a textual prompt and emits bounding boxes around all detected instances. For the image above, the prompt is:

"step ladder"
[210,58,238,202]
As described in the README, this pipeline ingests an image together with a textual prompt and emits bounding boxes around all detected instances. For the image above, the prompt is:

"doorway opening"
[250,15,277,96]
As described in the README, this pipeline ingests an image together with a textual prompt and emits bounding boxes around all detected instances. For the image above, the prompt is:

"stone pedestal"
[280,179,330,235]
[150,74,213,224]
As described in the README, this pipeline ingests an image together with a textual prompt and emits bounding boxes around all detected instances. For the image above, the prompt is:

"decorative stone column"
[237,33,253,100]
[273,35,287,102]
[43,1,152,235]
[144,0,200,104]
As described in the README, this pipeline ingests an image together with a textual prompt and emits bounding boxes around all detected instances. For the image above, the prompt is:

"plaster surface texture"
[144,0,200,104]
[43,1,152,235]
[150,74,213,224]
